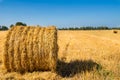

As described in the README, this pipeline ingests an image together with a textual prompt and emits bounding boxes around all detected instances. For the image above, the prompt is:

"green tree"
[1,26,8,30]
[0,25,2,30]
[15,22,27,26]
[10,24,14,28]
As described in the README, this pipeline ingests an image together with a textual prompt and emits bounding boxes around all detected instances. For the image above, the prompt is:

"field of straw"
[0,30,120,80]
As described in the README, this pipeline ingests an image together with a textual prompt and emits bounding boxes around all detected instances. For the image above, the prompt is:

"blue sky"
[0,0,120,28]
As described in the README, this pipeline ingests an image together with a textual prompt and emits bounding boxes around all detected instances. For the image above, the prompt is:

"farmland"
[0,30,120,80]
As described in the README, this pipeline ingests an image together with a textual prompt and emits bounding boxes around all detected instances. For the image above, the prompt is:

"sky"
[0,0,120,28]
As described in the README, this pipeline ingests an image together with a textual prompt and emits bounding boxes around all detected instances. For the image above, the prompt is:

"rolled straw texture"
[3,26,58,72]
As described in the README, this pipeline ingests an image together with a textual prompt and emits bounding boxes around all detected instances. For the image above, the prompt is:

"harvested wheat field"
[0,30,120,80]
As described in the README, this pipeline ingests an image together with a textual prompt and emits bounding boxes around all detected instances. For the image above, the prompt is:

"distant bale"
[3,26,58,72]
[113,30,118,34]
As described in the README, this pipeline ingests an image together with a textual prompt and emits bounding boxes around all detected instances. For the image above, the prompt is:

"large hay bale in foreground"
[3,26,58,72]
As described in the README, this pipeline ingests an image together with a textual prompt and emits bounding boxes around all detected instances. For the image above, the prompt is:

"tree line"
[58,26,120,30]
[0,22,120,30]
[0,25,8,30]
[0,22,27,31]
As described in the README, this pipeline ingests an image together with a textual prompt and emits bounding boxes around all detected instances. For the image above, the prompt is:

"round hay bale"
[113,30,118,34]
[3,26,58,72]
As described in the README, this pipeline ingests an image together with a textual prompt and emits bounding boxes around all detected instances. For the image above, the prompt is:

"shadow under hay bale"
[3,26,58,72]
[56,59,102,77]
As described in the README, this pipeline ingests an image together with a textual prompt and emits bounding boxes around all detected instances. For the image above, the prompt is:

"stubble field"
[0,30,120,80]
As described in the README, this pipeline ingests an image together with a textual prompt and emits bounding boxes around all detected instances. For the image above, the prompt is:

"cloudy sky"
[0,0,120,27]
